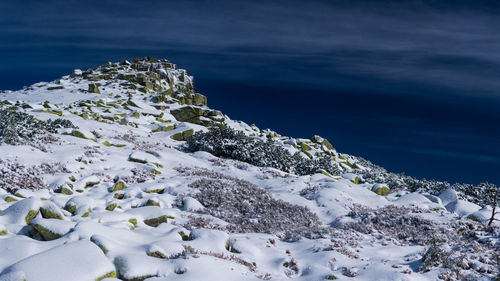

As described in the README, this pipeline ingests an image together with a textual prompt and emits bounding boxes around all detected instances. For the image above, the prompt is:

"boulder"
[371,184,390,196]
[170,129,194,141]
[40,202,64,220]
[170,106,204,123]
[311,135,334,150]
[30,218,75,241]
[88,83,101,94]
[438,188,458,207]
[109,181,127,192]
[0,198,41,225]
[0,240,116,281]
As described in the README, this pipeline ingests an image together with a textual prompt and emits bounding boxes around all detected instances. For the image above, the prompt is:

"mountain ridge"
[0,57,497,281]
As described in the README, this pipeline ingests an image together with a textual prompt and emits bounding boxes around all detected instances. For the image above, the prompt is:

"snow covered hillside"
[0,58,497,281]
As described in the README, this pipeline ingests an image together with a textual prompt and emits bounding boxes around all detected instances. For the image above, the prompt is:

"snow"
[182,197,204,212]
[445,199,481,217]
[1,240,115,281]
[438,187,458,207]
[0,58,497,281]
[394,193,442,209]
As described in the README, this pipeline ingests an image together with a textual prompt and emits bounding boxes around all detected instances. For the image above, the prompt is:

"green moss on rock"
[110,180,127,192]
[144,215,168,227]
[372,184,390,196]
[40,109,63,116]
[14,193,26,198]
[88,83,101,94]
[114,193,125,199]
[40,207,63,220]
[71,130,96,141]
[31,223,63,241]
[64,204,77,215]
[82,209,92,217]
[90,235,109,254]
[25,210,39,224]
[170,129,194,141]
[145,188,164,194]
[4,196,18,202]
[145,199,160,207]
[85,180,100,188]
[55,187,73,195]
[170,106,204,123]
[128,218,138,226]
[106,203,117,211]
[152,125,175,133]
[96,271,117,281]
[178,231,193,241]
[147,251,167,259]
[300,142,311,152]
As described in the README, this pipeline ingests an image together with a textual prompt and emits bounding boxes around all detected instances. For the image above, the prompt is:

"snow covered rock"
[445,199,481,217]
[182,197,204,212]
[438,188,458,207]
[371,183,390,196]
[0,198,42,225]
[30,218,75,241]
[0,240,116,281]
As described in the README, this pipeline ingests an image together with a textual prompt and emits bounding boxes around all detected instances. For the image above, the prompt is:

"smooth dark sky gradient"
[1,0,499,184]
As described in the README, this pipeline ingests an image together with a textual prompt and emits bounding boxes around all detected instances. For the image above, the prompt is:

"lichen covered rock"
[170,129,194,141]
[88,83,101,94]
[372,183,390,196]
[30,218,74,241]
[110,180,127,192]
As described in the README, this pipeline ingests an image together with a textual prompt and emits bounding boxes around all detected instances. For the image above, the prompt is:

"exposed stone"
[372,184,390,196]
[143,215,168,227]
[170,129,194,141]
[88,83,101,94]
[170,106,204,123]
[40,204,63,220]
[110,180,127,192]
[311,135,334,150]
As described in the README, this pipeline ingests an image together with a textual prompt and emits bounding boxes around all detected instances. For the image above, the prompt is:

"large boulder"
[170,106,224,127]
[0,198,42,225]
[170,106,204,123]
[30,218,75,241]
[0,240,116,281]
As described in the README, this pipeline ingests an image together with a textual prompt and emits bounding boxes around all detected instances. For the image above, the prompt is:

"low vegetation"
[186,127,340,176]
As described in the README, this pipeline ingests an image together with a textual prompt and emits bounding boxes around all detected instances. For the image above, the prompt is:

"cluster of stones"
[240,124,363,174]
[68,57,226,132]
[73,57,202,105]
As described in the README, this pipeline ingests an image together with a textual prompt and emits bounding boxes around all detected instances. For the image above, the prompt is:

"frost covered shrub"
[419,239,448,272]
[345,204,499,279]
[0,159,69,194]
[360,165,498,208]
[0,109,76,147]
[183,168,326,238]
[343,205,443,245]
[186,127,340,176]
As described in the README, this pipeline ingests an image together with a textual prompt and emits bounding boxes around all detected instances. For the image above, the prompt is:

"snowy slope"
[0,58,497,281]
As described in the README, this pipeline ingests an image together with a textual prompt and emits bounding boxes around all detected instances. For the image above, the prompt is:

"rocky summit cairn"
[74,57,207,106]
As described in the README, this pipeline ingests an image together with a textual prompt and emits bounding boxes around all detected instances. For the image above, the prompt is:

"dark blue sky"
[1,0,499,185]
